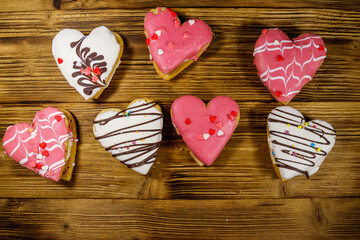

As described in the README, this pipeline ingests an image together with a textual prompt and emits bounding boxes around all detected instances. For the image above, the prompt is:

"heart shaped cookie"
[253,28,327,104]
[93,99,163,175]
[144,7,213,80]
[171,95,239,166]
[267,106,336,181]
[2,107,78,182]
[52,26,124,100]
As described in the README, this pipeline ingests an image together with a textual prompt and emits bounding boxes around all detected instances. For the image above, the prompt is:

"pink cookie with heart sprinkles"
[2,107,78,182]
[144,7,213,80]
[253,28,327,104]
[171,95,239,166]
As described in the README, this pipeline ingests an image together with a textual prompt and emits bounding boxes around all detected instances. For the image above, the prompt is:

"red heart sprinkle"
[57,58,63,64]
[208,116,217,123]
[36,163,43,169]
[318,45,325,51]
[197,134,204,141]
[32,148,39,154]
[262,29,268,34]
[276,55,284,61]
[276,91,283,97]
[209,129,215,135]
[174,19,180,27]
[216,122,223,129]
[183,32,190,39]
[55,115,62,121]
[167,8,173,12]
[42,150,49,157]
[171,11,177,18]
[94,66,101,75]
[231,111,237,117]
[185,118,191,125]
[39,142,47,149]
[29,161,36,168]
[151,34,158,40]
[146,39,151,45]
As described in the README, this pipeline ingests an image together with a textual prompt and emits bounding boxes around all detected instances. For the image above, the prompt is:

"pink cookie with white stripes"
[144,7,213,80]
[171,95,239,166]
[253,28,327,104]
[2,107,78,182]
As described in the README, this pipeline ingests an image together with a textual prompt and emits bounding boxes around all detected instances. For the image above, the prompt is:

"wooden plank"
[0,8,359,103]
[0,198,359,239]
[1,0,359,12]
[1,102,359,199]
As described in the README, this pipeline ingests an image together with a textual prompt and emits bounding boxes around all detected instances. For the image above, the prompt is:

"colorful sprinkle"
[85,66,92,75]
[262,29,268,34]
[171,11,177,18]
[275,91,283,97]
[174,19,180,27]
[292,144,295,147]
[42,150,49,157]
[141,139,144,142]
[216,122,223,129]
[151,34,158,40]
[203,133,210,140]
[272,151,275,156]
[185,118,191,125]
[168,42,175,49]
[28,128,33,132]
[132,141,136,145]
[318,45,325,51]
[208,116,217,123]
[158,49,164,55]
[155,30,162,37]
[305,122,309,126]
[127,147,129,150]
[313,125,316,128]
[189,20,195,26]
[217,130,224,136]
[39,142,47,149]
[292,152,297,156]
[55,115,62,121]
[91,76,98,83]
[317,147,321,152]
[136,131,139,133]
[298,125,302,129]
[57,58,63,64]
[146,39,151,45]
[287,124,290,127]
[311,143,315,147]
[284,130,289,134]
[183,32,190,39]
[198,134,204,141]
[36,163,43,169]
[209,129,215,135]
[29,161,36,168]
[276,55,284,61]
[93,66,101,75]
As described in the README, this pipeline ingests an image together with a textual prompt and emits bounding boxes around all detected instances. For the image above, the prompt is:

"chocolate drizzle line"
[268,108,336,178]
[70,36,108,95]
[93,101,163,169]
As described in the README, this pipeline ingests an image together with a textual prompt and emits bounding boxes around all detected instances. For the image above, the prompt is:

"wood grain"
[0,0,359,239]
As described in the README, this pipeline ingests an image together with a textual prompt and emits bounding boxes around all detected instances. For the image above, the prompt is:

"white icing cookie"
[267,106,336,180]
[93,99,163,175]
[52,26,123,100]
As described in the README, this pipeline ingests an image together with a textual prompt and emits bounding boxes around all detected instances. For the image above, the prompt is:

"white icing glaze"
[52,26,121,100]
[93,100,163,175]
[268,106,336,180]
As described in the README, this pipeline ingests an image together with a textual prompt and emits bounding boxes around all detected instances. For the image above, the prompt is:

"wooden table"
[0,0,359,239]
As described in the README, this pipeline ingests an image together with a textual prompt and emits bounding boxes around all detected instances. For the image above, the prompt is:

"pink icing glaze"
[144,7,213,74]
[253,28,327,103]
[2,107,71,182]
[171,95,239,166]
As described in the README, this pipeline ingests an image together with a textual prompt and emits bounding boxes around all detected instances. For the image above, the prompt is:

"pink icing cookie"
[2,107,77,182]
[171,95,239,166]
[253,28,327,104]
[144,7,213,80]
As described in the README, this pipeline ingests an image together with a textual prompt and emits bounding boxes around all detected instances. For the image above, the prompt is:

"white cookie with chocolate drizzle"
[267,106,336,180]
[93,99,163,175]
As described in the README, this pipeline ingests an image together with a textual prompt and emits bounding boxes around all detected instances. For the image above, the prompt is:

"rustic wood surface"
[0,0,359,239]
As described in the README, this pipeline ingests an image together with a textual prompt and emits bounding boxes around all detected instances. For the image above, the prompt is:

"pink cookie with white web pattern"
[253,28,327,104]
[2,107,77,182]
